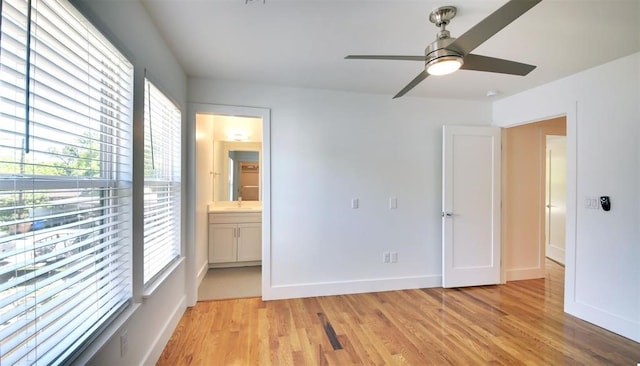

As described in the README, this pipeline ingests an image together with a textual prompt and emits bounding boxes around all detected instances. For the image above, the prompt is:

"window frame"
[0,0,135,364]
[141,75,182,288]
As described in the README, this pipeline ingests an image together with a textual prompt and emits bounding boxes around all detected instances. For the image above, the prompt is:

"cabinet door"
[236,223,262,262]
[208,223,237,263]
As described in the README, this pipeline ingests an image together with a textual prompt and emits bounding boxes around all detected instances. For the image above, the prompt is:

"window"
[0,0,133,364]
[143,78,181,285]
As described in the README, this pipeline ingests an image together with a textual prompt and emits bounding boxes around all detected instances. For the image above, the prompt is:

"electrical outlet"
[390,251,398,263]
[120,330,128,357]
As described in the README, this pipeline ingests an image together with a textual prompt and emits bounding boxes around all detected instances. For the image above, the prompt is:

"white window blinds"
[143,78,181,285]
[0,0,133,364]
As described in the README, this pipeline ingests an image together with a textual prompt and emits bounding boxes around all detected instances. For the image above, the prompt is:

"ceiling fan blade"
[345,55,427,61]
[450,0,542,55]
[393,70,429,99]
[462,54,536,76]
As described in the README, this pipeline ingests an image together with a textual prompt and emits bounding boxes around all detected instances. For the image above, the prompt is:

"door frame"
[186,103,271,306]
[495,103,577,312]
[501,118,567,282]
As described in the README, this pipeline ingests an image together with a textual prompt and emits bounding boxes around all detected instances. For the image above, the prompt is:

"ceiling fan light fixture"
[426,55,463,76]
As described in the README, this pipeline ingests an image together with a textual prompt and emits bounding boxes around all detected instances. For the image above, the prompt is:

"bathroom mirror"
[228,150,259,201]
[209,115,262,203]
[212,141,262,202]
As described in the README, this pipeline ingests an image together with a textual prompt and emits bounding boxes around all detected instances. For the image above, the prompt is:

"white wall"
[188,79,492,299]
[70,0,189,364]
[195,115,214,279]
[493,52,640,343]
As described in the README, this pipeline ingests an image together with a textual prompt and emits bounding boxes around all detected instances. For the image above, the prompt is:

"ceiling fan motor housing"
[424,37,464,69]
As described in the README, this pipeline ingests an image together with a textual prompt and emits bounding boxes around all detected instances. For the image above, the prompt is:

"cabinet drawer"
[209,212,261,224]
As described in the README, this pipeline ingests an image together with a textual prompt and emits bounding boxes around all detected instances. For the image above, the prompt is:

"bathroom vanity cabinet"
[208,211,261,266]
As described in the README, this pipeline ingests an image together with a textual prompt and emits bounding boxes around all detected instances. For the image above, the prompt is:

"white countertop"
[208,203,262,213]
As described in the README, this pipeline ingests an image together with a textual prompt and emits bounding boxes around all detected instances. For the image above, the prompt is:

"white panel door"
[442,126,501,288]
[545,135,567,264]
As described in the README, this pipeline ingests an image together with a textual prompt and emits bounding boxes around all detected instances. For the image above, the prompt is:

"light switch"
[390,197,397,209]
[351,198,359,209]
[585,196,600,209]
[383,252,390,263]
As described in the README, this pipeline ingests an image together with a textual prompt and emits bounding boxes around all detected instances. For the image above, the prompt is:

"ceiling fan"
[345,0,542,98]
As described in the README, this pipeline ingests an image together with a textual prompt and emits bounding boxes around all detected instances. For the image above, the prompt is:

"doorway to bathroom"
[191,104,270,301]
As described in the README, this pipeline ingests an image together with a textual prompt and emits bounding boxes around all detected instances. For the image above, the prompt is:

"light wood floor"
[158,261,640,365]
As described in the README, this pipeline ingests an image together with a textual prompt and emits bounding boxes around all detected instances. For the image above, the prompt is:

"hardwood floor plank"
[158,261,640,365]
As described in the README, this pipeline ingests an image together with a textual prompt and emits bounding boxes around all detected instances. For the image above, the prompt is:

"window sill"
[142,256,185,300]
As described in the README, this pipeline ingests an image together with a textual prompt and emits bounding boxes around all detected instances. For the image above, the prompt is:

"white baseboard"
[546,246,565,265]
[262,275,442,301]
[142,295,187,366]
[506,267,545,281]
[197,260,208,287]
[565,299,640,343]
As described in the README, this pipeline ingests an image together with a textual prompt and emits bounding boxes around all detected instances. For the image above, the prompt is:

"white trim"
[141,295,187,365]
[545,246,565,265]
[197,260,209,287]
[493,105,579,304]
[506,267,546,281]
[142,257,185,299]
[562,102,579,313]
[565,301,640,343]
[262,275,442,301]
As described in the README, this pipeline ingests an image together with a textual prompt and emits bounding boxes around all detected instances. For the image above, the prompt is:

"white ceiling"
[140,0,640,101]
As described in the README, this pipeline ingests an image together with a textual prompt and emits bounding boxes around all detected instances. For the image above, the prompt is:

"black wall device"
[600,196,611,211]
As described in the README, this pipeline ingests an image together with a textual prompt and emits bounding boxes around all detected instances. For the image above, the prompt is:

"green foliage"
[50,135,101,178]
[0,133,101,227]
[0,134,100,177]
